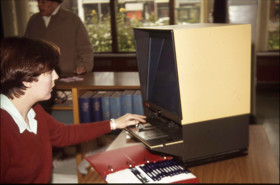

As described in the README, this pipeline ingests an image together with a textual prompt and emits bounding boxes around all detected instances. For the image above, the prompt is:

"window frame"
[77,0,209,54]
[0,0,210,71]
[257,0,279,52]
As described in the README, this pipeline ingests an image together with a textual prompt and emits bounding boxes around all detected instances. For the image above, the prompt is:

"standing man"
[25,0,93,75]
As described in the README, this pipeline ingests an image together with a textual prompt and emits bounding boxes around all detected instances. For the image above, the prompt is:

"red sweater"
[0,104,111,183]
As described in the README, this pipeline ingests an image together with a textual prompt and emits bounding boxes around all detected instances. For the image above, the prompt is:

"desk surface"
[189,125,279,183]
[56,72,140,90]
[81,125,279,183]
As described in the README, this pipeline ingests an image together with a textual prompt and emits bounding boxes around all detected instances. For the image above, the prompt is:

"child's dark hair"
[0,37,60,99]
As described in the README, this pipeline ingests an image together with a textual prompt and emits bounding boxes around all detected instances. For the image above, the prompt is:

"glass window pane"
[175,0,201,25]
[116,0,170,52]
[28,0,39,15]
[268,0,279,50]
[81,0,112,52]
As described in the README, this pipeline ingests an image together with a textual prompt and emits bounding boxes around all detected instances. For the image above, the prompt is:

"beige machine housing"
[175,24,251,124]
[133,24,251,164]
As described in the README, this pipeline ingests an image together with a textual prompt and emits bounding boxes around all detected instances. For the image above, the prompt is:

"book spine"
[110,93,121,119]
[101,96,111,121]
[91,96,102,122]
[79,97,92,123]
[132,93,144,115]
[121,93,133,115]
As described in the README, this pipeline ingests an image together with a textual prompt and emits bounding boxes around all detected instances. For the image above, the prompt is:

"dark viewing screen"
[147,32,181,117]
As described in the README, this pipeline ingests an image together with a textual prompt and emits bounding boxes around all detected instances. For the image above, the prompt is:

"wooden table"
[80,125,279,184]
[53,72,140,182]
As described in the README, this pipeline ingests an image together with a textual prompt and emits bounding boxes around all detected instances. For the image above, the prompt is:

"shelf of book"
[78,90,144,123]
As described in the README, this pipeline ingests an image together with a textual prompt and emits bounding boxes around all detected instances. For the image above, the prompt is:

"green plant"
[85,10,112,52]
[116,9,142,52]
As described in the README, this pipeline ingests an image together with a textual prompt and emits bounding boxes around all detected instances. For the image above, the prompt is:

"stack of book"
[78,90,144,123]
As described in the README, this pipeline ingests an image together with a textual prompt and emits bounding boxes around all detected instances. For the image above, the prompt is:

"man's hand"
[74,66,86,75]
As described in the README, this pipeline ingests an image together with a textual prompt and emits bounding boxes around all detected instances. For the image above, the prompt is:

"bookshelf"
[52,72,140,182]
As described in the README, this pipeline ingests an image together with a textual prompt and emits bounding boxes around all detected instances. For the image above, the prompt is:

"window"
[175,0,201,24]
[27,0,202,53]
[79,0,112,52]
[116,0,170,52]
[255,0,280,51]
[267,0,279,50]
